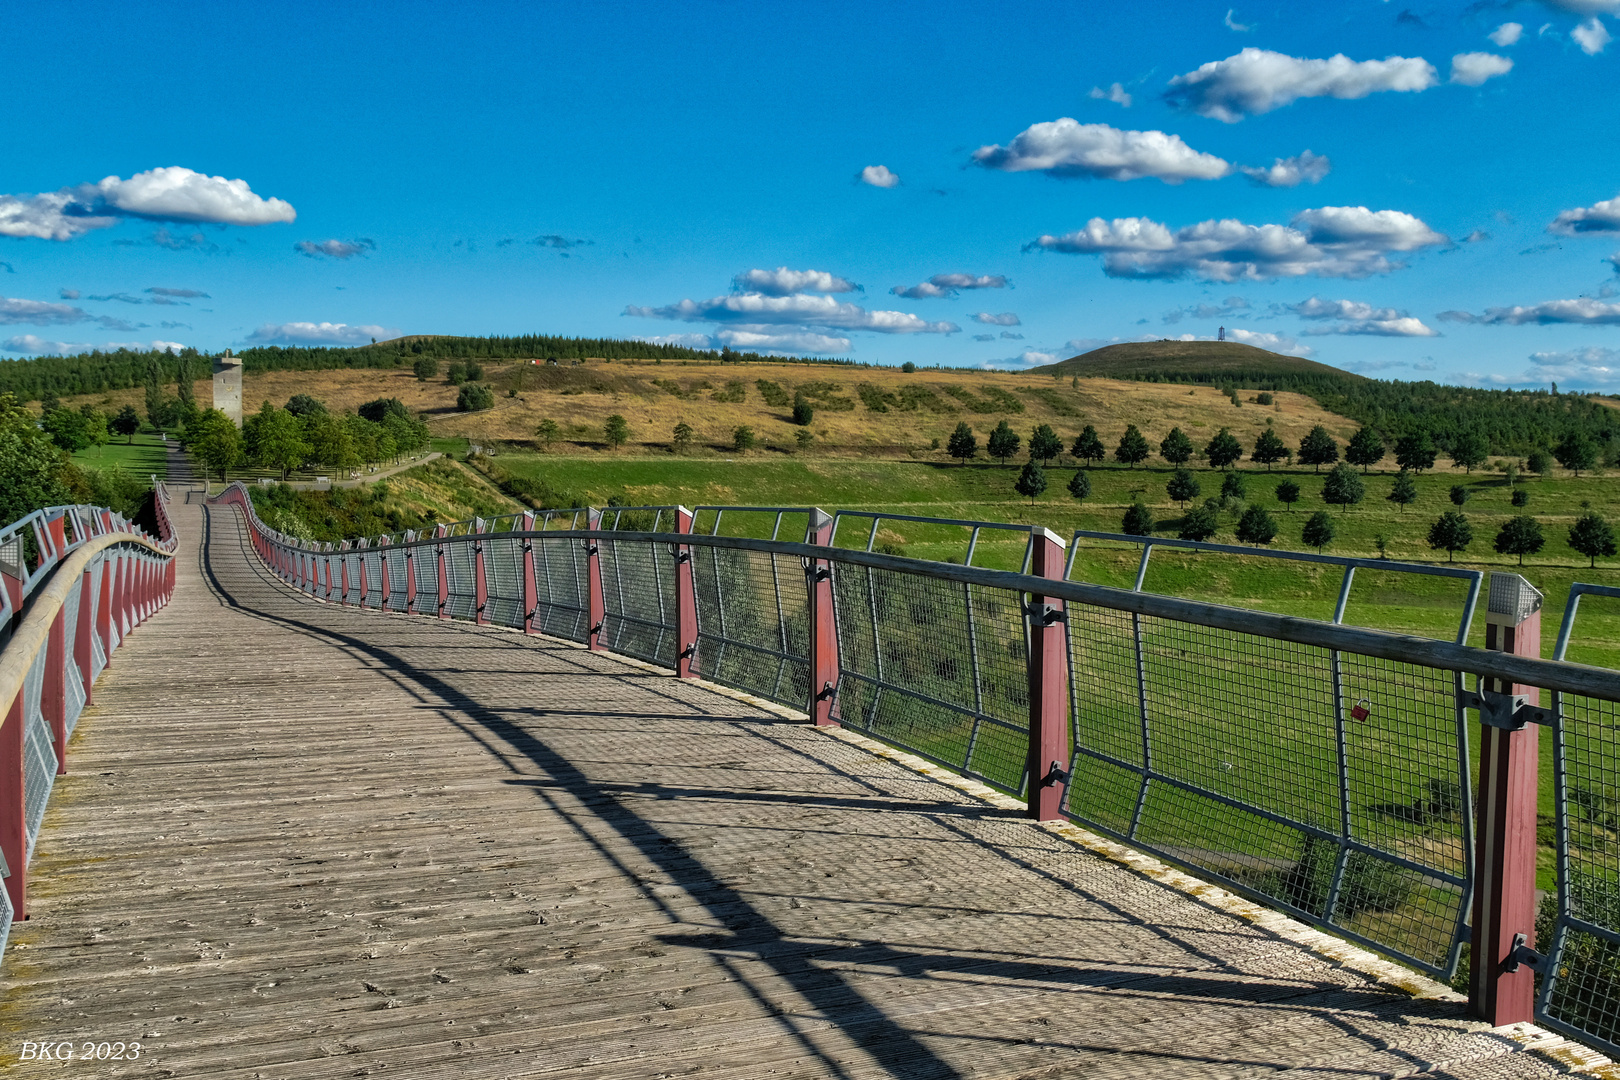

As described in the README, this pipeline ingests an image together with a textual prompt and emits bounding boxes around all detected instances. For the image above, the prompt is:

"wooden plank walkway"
[0,494,1600,1078]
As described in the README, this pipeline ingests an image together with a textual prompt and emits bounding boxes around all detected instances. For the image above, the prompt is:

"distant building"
[1218,326,1226,342]
[213,350,244,427]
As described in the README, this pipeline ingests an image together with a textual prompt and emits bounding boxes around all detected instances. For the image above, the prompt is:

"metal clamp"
[816,680,837,702]
[1042,760,1070,787]
[1025,602,1067,626]
[1460,688,1558,731]
[1505,933,1546,974]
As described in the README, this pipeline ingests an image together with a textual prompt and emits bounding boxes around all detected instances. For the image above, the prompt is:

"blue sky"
[2,0,1618,388]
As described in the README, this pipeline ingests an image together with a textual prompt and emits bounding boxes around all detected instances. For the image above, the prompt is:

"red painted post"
[474,520,489,626]
[585,509,605,651]
[806,510,840,726]
[1026,527,1072,822]
[96,553,114,662]
[435,525,450,620]
[339,542,352,607]
[75,569,95,706]
[378,538,390,611]
[0,692,26,920]
[520,512,537,634]
[44,610,66,774]
[404,531,419,615]
[44,512,67,562]
[1470,572,1543,1026]
[357,541,369,610]
[674,507,698,678]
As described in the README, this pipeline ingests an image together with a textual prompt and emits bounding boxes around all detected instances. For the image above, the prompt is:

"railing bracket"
[1460,688,1558,731]
[1042,760,1070,788]
[1505,933,1546,974]
[1025,602,1066,626]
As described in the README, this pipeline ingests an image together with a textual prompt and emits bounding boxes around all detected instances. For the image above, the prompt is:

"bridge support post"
[356,541,369,610]
[404,532,418,615]
[1026,528,1071,822]
[96,553,113,665]
[806,509,840,726]
[474,520,489,626]
[1,690,26,919]
[1470,572,1542,1026]
[75,569,95,706]
[378,539,390,611]
[674,507,697,679]
[586,509,605,651]
[339,541,352,607]
[520,513,537,635]
[435,525,450,620]
[45,608,66,775]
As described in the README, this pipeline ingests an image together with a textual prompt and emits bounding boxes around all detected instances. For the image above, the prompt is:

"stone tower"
[212,350,244,427]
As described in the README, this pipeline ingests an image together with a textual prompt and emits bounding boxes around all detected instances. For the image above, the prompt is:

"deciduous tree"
[1427,511,1473,562]
[1298,426,1339,472]
[1493,515,1544,565]
[1159,427,1193,466]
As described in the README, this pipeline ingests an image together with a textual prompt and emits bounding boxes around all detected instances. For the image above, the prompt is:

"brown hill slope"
[1033,340,1362,382]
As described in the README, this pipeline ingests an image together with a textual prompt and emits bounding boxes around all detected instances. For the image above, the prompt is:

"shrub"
[413,356,439,381]
[731,425,756,452]
[456,383,495,411]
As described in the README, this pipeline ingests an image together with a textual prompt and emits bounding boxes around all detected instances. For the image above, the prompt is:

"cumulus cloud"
[295,238,376,259]
[1573,16,1612,53]
[1286,296,1440,335]
[1550,192,1620,234]
[1,296,96,325]
[246,321,400,346]
[1527,345,1620,387]
[1166,48,1437,122]
[1240,149,1331,187]
[1223,328,1313,355]
[715,329,852,353]
[1027,205,1446,282]
[973,311,1021,325]
[971,119,1230,182]
[1490,22,1524,45]
[733,267,858,295]
[1451,52,1514,84]
[147,286,210,299]
[1088,83,1132,107]
[1162,296,1251,324]
[1609,251,1620,274]
[892,273,1009,299]
[626,293,958,335]
[0,166,294,241]
[3,335,93,355]
[103,339,186,353]
[1225,8,1253,31]
[634,333,714,349]
[1438,298,1620,324]
[859,165,900,188]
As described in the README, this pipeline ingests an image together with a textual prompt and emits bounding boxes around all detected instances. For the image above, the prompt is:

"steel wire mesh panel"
[534,538,588,643]
[386,552,410,612]
[691,546,809,709]
[1063,610,1468,974]
[444,543,478,621]
[484,537,526,629]
[21,647,54,860]
[832,564,1029,794]
[60,578,84,735]
[89,559,107,680]
[599,540,676,666]
[1543,691,1620,1054]
[363,552,384,605]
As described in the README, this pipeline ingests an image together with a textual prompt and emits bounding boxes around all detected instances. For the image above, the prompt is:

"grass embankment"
[69,430,169,477]
[248,457,518,543]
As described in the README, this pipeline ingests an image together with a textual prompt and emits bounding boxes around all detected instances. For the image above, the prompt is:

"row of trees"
[946,418,1603,477]
[185,396,432,481]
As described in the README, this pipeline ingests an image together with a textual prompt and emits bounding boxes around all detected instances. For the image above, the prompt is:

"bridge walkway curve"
[0,494,1592,1078]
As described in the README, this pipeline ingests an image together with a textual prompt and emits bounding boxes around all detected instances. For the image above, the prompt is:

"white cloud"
[295,238,375,259]
[59,289,79,300]
[1223,328,1313,355]
[1287,296,1440,336]
[103,339,186,353]
[1527,345,1620,386]
[1166,48,1437,122]
[972,333,996,342]
[1,295,94,326]
[715,329,851,354]
[973,311,1021,326]
[1001,331,1024,339]
[1549,192,1620,234]
[1240,149,1331,187]
[971,119,1231,183]
[1225,8,1253,31]
[0,166,294,241]
[1088,83,1132,107]
[859,165,900,188]
[892,273,1009,299]
[1450,52,1514,85]
[1609,251,1620,274]
[633,333,714,349]
[1028,206,1446,282]
[1013,350,1062,367]
[735,267,858,295]
[2,334,92,355]
[1162,297,1251,323]
[1439,298,1620,325]
[1573,16,1613,52]
[1490,22,1524,45]
[246,321,399,346]
[147,286,209,299]
[625,293,958,334]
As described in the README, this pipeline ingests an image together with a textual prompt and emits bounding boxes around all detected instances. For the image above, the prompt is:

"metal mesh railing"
[691,546,809,709]
[485,536,526,629]
[599,538,676,667]
[832,564,1030,795]
[1543,584,1620,1055]
[386,549,409,612]
[445,542,477,621]
[534,537,589,643]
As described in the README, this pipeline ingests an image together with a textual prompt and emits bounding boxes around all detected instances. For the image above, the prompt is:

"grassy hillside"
[1037,340,1360,383]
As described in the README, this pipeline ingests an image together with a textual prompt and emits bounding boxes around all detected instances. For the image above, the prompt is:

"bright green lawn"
[70,430,169,477]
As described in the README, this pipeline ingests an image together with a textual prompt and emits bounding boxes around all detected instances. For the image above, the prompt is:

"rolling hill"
[1032,341,1363,384]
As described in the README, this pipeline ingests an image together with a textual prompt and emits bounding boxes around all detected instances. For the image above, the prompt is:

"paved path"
[1,495,1598,1078]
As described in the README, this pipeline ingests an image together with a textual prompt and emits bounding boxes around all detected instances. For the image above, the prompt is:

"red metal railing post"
[356,541,369,610]
[586,509,605,651]
[339,541,352,607]
[96,552,114,664]
[404,531,419,615]
[0,692,26,920]
[378,537,390,611]
[45,609,67,775]
[520,512,537,635]
[1470,571,1543,1026]
[474,520,489,626]
[75,568,95,706]
[674,507,698,679]
[806,509,840,726]
[1026,527,1071,822]
[435,525,450,619]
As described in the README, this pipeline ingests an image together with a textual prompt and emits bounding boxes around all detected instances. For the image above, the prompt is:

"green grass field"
[70,430,169,477]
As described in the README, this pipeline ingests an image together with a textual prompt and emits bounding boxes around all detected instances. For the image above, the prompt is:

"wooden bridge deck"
[0,495,1598,1078]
